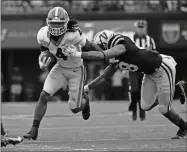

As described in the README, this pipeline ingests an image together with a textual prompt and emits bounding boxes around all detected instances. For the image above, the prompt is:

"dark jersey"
[107,34,162,74]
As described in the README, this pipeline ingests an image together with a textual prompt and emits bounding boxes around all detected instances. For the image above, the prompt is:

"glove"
[39,54,52,71]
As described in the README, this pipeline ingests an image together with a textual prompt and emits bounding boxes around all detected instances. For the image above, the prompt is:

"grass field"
[1,100,187,152]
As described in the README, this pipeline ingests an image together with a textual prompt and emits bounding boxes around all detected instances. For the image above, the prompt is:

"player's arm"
[82,39,103,52]
[74,32,103,52]
[40,45,49,52]
[74,44,126,62]
[37,27,53,70]
[69,19,103,52]
[84,65,118,93]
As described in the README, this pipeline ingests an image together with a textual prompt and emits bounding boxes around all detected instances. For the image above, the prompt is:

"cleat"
[23,127,38,140]
[140,110,146,121]
[171,128,187,139]
[82,93,90,120]
[1,135,23,147]
[132,111,137,121]
[176,81,186,105]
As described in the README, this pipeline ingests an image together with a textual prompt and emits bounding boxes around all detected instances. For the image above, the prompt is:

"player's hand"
[39,55,52,71]
[65,45,79,57]
[108,58,119,68]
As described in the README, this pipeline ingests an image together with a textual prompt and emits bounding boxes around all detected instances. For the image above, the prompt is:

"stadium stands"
[1,0,187,14]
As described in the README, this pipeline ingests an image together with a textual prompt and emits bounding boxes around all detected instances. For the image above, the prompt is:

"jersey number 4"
[56,48,68,60]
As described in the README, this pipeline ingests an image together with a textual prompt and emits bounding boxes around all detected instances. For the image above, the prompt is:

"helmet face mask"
[47,21,68,36]
[46,7,69,36]
[93,30,114,50]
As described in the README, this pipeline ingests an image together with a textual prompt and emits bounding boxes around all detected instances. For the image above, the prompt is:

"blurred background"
[1,0,187,102]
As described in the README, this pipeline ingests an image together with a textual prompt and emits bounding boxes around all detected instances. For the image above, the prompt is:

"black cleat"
[82,93,90,120]
[132,110,137,121]
[1,135,23,147]
[171,127,187,139]
[23,127,38,140]
[176,81,186,105]
[140,110,146,121]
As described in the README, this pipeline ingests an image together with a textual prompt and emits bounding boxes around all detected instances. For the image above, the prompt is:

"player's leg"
[24,64,67,140]
[138,89,146,121]
[176,80,186,104]
[1,121,6,136]
[141,74,158,112]
[158,59,187,139]
[67,65,90,120]
[130,91,138,121]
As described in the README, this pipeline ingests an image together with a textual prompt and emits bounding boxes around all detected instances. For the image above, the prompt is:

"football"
[40,51,56,70]
[40,51,53,61]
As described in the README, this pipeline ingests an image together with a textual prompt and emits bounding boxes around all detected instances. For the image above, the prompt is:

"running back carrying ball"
[39,51,55,70]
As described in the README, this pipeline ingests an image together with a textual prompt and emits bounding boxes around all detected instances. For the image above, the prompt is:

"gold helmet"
[46,7,69,36]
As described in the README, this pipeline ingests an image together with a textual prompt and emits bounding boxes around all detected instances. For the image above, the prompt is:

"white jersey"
[37,26,87,68]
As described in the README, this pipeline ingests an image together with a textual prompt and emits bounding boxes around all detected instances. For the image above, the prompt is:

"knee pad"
[158,104,169,114]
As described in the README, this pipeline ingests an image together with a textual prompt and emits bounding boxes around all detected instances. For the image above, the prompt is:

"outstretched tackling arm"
[74,32,103,52]
[75,44,126,61]
[84,65,118,93]
[82,39,103,52]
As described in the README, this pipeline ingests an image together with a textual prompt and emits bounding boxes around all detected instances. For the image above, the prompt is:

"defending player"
[66,30,187,139]
[23,7,102,140]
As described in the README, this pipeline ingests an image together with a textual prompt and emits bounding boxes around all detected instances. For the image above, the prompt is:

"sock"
[1,123,5,136]
[32,120,40,128]
[163,109,187,129]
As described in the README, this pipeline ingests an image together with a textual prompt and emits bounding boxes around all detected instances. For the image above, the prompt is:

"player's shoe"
[140,110,146,121]
[1,135,23,147]
[23,127,38,140]
[171,127,187,139]
[82,93,90,120]
[176,80,186,105]
[132,110,137,121]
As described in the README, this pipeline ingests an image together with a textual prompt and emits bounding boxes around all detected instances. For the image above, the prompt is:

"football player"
[23,7,102,140]
[66,30,187,139]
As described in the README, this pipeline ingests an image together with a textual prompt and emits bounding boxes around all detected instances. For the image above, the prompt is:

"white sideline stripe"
[66,146,187,151]
[8,124,170,131]
[22,136,185,143]
[7,145,187,151]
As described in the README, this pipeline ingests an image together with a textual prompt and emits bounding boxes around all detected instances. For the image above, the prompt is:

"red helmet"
[46,7,69,36]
